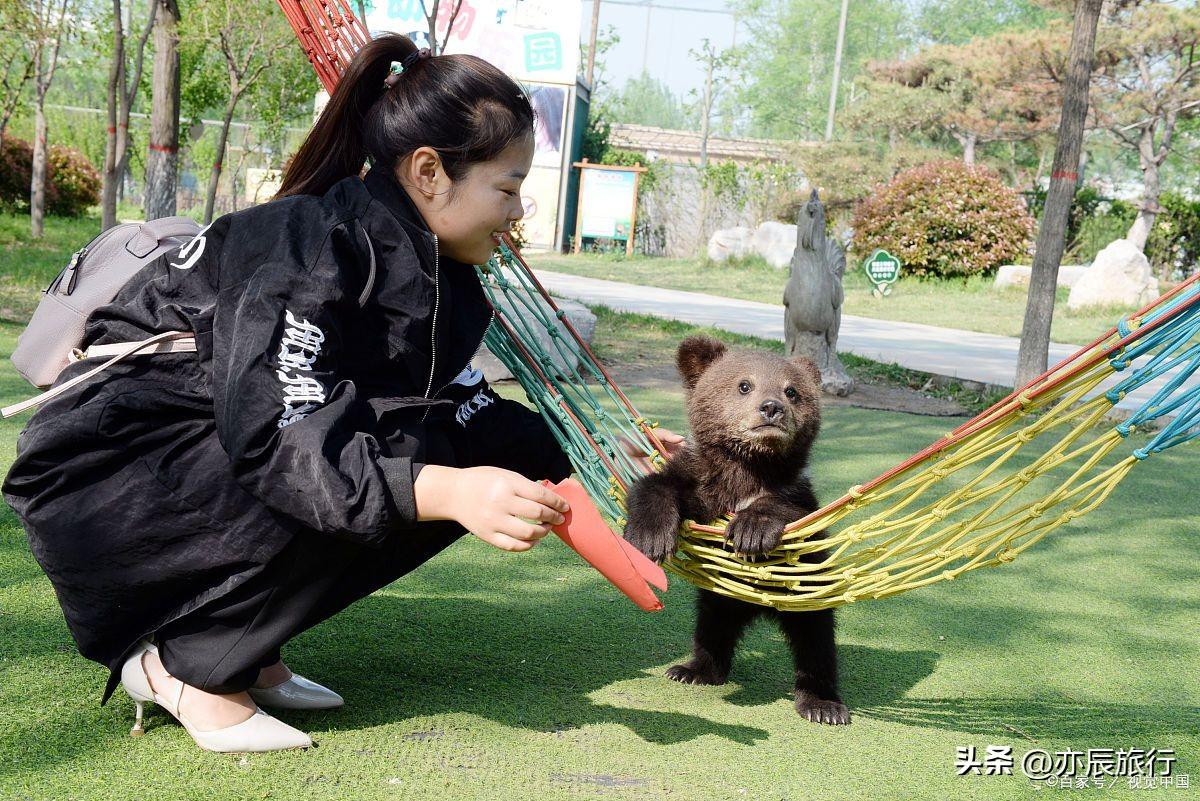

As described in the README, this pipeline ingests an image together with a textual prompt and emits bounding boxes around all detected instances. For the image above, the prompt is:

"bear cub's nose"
[759,399,783,422]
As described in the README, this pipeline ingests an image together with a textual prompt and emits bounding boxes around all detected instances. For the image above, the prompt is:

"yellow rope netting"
[664,346,1136,610]
[477,246,1200,611]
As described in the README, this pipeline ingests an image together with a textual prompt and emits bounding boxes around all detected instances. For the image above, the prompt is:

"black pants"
[155,521,464,694]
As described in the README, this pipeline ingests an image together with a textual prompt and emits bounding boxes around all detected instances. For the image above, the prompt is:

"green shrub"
[0,138,101,217]
[0,138,33,212]
[1070,209,1132,262]
[1146,192,1200,279]
[1026,185,1136,261]
[851,160,1035,279]
[45,145,101,216]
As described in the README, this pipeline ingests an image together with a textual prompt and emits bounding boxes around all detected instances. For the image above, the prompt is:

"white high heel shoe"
[120,641,312,753]
[248,674,344,710]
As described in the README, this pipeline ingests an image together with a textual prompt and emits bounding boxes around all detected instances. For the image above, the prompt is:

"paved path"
[535,271,1195,416]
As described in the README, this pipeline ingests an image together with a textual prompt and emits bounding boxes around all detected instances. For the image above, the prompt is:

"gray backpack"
[3,217,202,418]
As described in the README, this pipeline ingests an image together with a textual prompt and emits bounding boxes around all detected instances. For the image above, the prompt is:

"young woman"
[3,34,682,753]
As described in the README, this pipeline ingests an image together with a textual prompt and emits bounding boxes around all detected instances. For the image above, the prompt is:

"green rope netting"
[475,243,1200,610]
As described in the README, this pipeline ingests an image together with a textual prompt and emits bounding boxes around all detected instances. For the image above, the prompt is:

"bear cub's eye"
[738,381,752,394]
[785,386,798,400]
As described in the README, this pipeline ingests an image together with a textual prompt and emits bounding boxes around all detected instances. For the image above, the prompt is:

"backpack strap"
[4,225,374,419]
[70,336,198,361]
[1,331,196,418]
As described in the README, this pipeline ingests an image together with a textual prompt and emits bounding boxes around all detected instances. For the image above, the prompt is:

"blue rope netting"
[1106,280,1200,458]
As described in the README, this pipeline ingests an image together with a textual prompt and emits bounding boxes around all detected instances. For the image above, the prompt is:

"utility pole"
[824,0,849,142]
[586,0,600,87]
[641,1,652,74]
[699,48,713,168]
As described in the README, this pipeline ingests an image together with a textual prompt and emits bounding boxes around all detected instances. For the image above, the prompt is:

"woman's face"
[397,135,534,266]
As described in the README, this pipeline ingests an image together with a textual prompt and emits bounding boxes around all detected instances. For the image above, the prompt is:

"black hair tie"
[403,47,431,69]
[384,47,432,88]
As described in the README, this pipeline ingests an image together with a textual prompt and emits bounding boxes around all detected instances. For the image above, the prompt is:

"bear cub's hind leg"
[666,589,761,685]
[778,608,851,725]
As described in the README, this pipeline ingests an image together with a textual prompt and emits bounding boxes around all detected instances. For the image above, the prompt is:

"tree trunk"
[101,0,126,231]
[1126,128,1161,253]
[144,0,180,220]
[426,0,439,53]
[101,0,155,228]
[203,98,237,224]
[962,132,977,165]
[1014,0,1104,389]
[30,97,47,238]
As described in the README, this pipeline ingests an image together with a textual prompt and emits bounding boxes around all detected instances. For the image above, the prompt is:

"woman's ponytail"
[278,33,534,199]
[277,35,418,198]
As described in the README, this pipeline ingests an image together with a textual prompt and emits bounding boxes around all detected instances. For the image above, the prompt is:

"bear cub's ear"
[790,355,821,389]
[676,335,728,391]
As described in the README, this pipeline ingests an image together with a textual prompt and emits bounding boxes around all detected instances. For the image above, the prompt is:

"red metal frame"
[275,0,370,94]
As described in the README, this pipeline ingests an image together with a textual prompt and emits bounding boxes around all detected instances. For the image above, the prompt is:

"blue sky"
[577,0,737,101]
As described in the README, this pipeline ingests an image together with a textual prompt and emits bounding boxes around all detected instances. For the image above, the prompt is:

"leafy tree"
[182,0,297,223]
[854,33,1062,164]
[606,72,694,130]
[690,38,739,167]
[28,0,73,237]
[912,0,1055,46]
[1087,0,1200,258]
[580,24,619,162]
[734,0,913,139]
[0,0,36,145]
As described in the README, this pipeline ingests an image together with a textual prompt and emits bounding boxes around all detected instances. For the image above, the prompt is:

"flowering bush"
[0,138,101,217]
[0,138,34,211]
[851,160,1035,279]
[46,145,101,217]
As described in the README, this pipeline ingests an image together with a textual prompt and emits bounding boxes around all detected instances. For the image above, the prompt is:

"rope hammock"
[277,1,1200,611]
[479,247,1200,611]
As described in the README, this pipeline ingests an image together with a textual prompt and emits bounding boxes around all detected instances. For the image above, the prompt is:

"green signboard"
[864,249,902,298]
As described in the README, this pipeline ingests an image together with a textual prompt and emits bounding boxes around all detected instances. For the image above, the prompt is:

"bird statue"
[783,189,854,396]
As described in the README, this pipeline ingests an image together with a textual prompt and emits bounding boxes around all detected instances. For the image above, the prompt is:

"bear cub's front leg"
[623,471,684,563]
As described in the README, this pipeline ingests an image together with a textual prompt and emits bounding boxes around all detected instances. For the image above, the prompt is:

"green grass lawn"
[1,302,1196,799]
[0,213,105,323]
[528,251,1142,347]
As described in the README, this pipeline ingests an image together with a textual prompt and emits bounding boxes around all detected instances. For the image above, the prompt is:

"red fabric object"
[542,478,666,612]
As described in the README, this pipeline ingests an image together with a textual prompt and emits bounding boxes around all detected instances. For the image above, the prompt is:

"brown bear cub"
[623,335,850,725]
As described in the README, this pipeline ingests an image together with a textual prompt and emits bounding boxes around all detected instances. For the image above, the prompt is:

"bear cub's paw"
[795,694,851,725]
[726,506,786,556]
[623,504,682,563]
[665,661,728,686]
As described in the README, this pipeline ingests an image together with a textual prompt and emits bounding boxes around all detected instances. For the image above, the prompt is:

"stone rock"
[706,226,754,262]
[994,264,1088,290]
[476,292,597,382]
[1067,239,1159,311]
[752,220,798,268]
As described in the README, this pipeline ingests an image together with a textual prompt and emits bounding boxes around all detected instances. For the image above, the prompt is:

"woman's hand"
[618,427,686,476]
[414,465,570,552]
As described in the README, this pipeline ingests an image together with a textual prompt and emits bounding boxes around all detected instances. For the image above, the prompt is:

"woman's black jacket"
[2,168,572,701]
